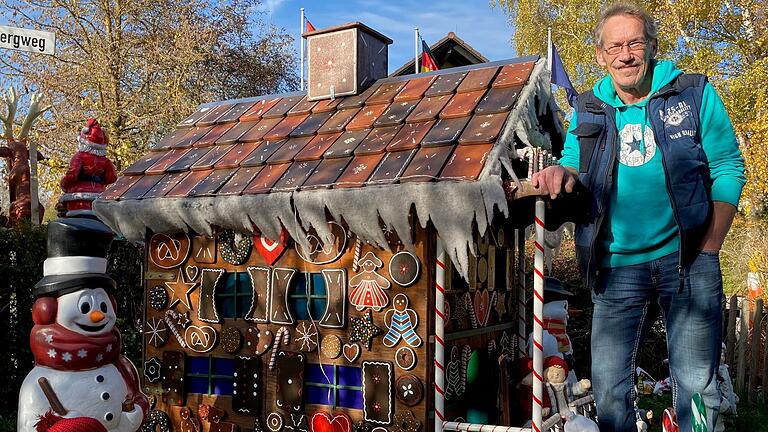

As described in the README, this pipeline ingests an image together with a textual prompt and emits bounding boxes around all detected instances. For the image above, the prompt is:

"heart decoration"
[254,229,289,265]
[342,343,361,363]
[310,412,352,432]
[185,265,200,282]
[473,289,491,328]
[246,326,274,356]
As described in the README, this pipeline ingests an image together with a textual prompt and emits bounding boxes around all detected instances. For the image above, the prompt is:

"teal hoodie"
[560,60,745,268]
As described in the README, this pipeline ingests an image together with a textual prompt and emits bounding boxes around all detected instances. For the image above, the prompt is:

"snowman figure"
[17,218,147,432]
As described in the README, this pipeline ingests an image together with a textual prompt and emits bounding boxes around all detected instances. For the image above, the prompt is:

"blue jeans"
[591,251,723,432]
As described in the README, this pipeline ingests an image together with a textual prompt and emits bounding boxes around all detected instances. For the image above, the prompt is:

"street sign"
[0,25,55,55]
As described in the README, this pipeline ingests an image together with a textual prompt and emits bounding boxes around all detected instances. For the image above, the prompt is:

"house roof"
[94,55,557,279]
[391,32,489,77]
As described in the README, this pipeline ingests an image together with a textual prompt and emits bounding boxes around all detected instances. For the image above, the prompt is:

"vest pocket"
[572,122,604,174]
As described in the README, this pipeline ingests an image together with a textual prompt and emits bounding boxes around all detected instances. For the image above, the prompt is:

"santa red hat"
[544,355,569,372]
[78,118,108,153]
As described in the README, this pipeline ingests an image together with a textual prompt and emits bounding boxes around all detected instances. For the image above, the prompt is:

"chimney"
[304,22,392,101]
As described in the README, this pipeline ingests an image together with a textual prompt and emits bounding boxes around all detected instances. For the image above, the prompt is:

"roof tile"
[422,116,471,147]
[289,111,335,137]
[155,128,190,149]
[177,106,215,128]
[215,121,257,145]
[121,174,165,200]
[145,149,190,175]
[169,127,213,149]
[216,102,256,124]
[240,117,283,142]
[271,160,322,192]
[122,152,167,176]
[406,95,451,123]
[456,66,499,93]
[218,166,264,195]
[262,95,303,118]
[312,97,343,113]
[386,121,435,152]
[439,143,494,180]
[240,97,282,122]
[101,175,141,200]
[394,75,437,102]
[166,169,213,198]
[241,140,287,167]
[366,82,407,105]
[424,71,468,96]
[440,89,486,119]
[355,125,401,155]
[337,84,381,110]
[266,137,313,164]
[243,162,292,194]
[196,103,235,126]
[458,112,509,145]
[262,114,310,141]
[334,153,386,188]
[166,147,212,173]
[492,62,534,88]
[190,144,235,171]
[301,157,352,190]
[323,129,370,159]
[400,144,456,182]
[295,132,343,162]
[346,104,389,131]
[193,124,236,148]
[367,149,417,184]
[214,142,260,169]
[475,86,522,114]
[373,100,419,127]
[316,108,360,134]
[286,96,318,116]
[188,168,238,197]
[143,172,190,199]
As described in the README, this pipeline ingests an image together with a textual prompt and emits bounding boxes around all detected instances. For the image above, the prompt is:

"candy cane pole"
[532,196,546,432]
[434,237,446,432]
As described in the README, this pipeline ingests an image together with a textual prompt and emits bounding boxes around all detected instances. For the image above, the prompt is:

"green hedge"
[0,222,143,425]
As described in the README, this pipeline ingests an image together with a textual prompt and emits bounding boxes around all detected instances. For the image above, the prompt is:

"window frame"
[289,272,328,321]
[185,355,235,396]
[216,271,253,319]
[305,363,363,409]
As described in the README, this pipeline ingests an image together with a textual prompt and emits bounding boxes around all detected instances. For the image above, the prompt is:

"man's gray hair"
[594,2,659,46]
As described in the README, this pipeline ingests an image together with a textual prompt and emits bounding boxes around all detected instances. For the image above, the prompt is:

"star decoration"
[176,311,191,328]
[627,138,642,154]
[166,270,197,311]
[78,349,88,358]
[96,354,104,362]
[106,344,113,353]
[349,310,382,350]
[145,317,167,347]
[62,352,72,362]
[47,349,56,358]
[44,334,54,344]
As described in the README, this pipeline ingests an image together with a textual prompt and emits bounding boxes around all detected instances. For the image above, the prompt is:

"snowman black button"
[96,375,104,383]
[101,392,110,400]
[105,413,114,421]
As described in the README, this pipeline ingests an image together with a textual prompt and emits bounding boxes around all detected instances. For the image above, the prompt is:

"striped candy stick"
[268,326,291,371]
[434,237,446,432]
[531,196,546,432]
[352,237,362,272]
[164,310,186,348]
[691,393,708,432]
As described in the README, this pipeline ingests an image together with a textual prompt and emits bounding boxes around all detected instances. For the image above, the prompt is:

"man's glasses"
[602,40,647,55]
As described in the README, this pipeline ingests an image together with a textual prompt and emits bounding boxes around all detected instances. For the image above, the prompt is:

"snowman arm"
[116,406,144,432]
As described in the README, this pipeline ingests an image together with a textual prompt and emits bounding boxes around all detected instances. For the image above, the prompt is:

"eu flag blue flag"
[551,43,578,107]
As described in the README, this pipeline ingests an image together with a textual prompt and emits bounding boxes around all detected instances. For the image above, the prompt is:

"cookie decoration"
[295,321,319,352]
[444,346,461,401]
[233,355,261,414]
[270,268,296,325]
[245,325,274,355]
[144,357,162,383]
[161,350,185,406]
[198,268,224,323]
[394,347,416,371]
[310,412,352,432]
[285,414,310,432]
[391,411,421,432]
[255,228,289,265]
[185,264,200,282]
[149,233,191,269]
[349,310,382,350]
[388,251,420,287]
[321,335,342,359]
[267,413,285,432]
[192,235,217,263]
[395,375,424,407]
[245,266,270,323]
[149,285,169,310]
[222,326,243,353]
[220,229,253,265]
[343,343,362,363]
[275,350,306,413]
[349,252,391,312]
[176,310,192,328]
[362,361,393,425]
[184,325,218,353]
[383,293,421,348]
[318,269,347,328]
[295,221,347,265]
[180,407,200,432]
[145,316,168,348]
[353,421,373,432]
[165,269,197,311]
[164,309,187,348]
[141,408,172,432]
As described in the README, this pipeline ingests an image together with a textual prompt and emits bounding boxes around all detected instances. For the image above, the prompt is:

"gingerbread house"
[93,21,564,432]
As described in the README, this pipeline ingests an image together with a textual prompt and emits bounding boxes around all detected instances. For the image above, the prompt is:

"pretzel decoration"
[165,309,187,348]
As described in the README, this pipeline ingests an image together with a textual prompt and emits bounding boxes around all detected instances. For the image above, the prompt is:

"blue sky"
[257,0,518,75]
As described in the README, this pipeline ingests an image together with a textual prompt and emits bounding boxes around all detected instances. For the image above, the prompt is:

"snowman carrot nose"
[90,310,105,323]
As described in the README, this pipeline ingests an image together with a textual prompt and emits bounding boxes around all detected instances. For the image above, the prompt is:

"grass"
[638,393,768,432]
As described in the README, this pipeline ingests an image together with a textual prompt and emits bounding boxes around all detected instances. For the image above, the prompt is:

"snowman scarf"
[30,324,121,370]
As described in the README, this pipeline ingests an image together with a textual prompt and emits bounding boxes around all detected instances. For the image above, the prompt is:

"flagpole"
[547,27,553,74]
[300,7,305,91]
[414,27,419,74]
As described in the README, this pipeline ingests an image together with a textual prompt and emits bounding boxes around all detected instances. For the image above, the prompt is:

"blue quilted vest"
[572,74,712,289]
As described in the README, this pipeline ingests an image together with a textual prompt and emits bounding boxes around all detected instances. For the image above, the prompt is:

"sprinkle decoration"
[164,309,187,348]
[349,310,382,350]
[219,229,253,265]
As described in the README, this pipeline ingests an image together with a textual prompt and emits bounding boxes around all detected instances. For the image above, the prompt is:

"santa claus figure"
[59,119,117,217]
[17,218,147,432]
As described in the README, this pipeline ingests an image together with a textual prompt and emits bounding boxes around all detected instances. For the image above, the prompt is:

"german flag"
[420,39,438,73]
[306,19,316,32]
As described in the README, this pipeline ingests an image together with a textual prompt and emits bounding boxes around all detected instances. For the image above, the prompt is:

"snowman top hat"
[34,218,116,297]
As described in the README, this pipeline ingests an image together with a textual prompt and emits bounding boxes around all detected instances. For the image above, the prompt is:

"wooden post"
[748,299,763,403]
[736,297,749,393]
[763,313,768,404]
[726,295,738,368]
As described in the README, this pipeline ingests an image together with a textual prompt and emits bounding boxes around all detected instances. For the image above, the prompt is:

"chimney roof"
[302,21,393,44]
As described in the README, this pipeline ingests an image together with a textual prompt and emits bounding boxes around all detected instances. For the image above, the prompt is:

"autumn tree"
[0,0,298,196]
[493,0,768,213]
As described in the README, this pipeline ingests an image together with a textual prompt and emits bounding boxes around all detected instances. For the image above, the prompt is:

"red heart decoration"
[310,412,351,432]
[474,289,490,328]
[254,229,289,265]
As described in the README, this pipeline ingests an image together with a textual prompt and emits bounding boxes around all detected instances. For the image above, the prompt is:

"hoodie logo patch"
[659,101,692,126]
[618,123,656,167]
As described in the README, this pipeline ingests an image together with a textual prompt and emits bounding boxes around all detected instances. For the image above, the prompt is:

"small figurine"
[348,251,391,311]
[59,118,117,217]
[541,356,591,418]
[17,218,148,432]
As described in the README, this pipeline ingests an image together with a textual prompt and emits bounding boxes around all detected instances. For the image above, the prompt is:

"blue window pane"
[293,299,309,320]
[217,295,236,318]
[238,296,253,317]
[311,299,327,319]
[187,357,209,374]
[337,389,364,409]
[310,273,326,295]
[306,385,334,406]
[223,273,237,294]
[237,272,252,294]
[212,378,233,395]
[290,274,307,296]
[212,358,235,375]
[337,366,362,387]
[306,364,335,383]
[188,377,209,394]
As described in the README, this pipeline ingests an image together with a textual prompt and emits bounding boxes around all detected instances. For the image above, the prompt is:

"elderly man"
[533,3,745,431]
